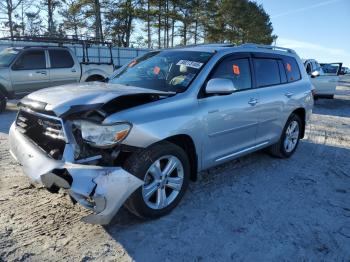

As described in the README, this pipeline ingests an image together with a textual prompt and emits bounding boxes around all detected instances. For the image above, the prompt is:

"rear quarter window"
[283,57,301,82]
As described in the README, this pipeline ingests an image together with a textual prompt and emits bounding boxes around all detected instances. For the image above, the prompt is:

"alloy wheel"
[284,120,300,153]
[142,155,184,210]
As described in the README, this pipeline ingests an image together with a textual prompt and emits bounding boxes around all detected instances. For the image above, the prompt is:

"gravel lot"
[1,86,350,261]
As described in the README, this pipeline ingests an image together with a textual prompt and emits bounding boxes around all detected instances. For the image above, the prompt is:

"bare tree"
[41,0,61,35]
[0,0,24,39]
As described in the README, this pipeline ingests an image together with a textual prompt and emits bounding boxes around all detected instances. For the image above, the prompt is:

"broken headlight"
[75,120,132,148]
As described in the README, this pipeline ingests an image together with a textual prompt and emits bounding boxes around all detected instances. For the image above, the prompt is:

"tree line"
[0,0,277,48]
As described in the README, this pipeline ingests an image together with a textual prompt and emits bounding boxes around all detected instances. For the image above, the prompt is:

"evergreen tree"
[59,0,87,38]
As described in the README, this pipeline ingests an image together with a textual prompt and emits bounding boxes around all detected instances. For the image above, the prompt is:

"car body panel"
[199,89,260,167]
[27,82,174,116]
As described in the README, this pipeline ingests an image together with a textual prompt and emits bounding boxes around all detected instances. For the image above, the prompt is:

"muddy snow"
[0,86,350,261]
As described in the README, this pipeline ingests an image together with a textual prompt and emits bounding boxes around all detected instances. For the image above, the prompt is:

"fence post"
[117,48,121,66]
[98,46,100,63]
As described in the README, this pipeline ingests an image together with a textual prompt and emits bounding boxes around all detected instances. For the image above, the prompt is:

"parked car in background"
[340,66,349,75]
[303,59,342,99]
[0,44,114,113]
[9,43,313,224]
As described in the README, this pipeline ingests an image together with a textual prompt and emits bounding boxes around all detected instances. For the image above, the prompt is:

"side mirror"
[311,70,320,78]
[205,78,237,95]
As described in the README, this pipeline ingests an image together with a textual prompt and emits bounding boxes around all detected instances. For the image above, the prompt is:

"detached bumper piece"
[9,123,143,225]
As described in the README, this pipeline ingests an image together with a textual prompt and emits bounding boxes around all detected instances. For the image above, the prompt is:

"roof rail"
[22,45,69,49]
[0,35,113,47]
[240,43,296,54]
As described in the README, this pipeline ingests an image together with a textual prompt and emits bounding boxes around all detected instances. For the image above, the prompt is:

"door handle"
[248,98,258,106]
[36,70,47,75]
[71,69,77,72]
[285,92,294,98]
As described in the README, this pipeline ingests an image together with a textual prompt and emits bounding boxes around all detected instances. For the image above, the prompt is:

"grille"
[16,109,66,159]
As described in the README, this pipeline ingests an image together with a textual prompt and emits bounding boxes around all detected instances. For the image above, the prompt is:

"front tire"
[268,114,302,158]
[123,141,190,218]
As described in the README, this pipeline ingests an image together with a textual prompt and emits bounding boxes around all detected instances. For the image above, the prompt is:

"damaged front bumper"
[9,123,143,225]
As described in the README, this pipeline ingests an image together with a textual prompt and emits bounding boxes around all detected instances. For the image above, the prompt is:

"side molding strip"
[215,141,269,162]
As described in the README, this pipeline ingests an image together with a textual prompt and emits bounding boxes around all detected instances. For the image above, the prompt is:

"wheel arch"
[164,134,198,182]
[291,107,306,138]
[85,74,105,82]
[0,84,10,98]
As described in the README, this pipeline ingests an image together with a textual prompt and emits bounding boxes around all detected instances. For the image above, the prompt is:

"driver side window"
[211,58,252,90]
[13,50,46,70]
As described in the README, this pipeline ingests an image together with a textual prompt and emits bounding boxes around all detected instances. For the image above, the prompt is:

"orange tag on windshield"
[286,63,292,72]
[233,64,240,75]
[128,60,137,67]
[153,66,161,75]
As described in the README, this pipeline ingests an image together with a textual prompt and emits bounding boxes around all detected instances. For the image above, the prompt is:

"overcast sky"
[256,0,350,67]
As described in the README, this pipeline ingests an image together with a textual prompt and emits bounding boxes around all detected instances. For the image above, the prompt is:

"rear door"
[48,49,80,86]
[199,53,260,168]
[10,49,50,95]
[254,54,303,145]
[252,54,288,144]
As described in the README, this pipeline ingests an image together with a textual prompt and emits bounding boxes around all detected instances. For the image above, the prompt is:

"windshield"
[109,50,212,92]
[0,48,20,67]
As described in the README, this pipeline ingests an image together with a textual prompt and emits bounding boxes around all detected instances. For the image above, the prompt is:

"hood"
[25,82,174,116]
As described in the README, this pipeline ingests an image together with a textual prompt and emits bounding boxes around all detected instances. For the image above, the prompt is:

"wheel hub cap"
[142,155,184,210]
[284,120,300,153]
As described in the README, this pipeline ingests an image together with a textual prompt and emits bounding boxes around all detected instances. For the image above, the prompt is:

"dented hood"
[25,82,174,116]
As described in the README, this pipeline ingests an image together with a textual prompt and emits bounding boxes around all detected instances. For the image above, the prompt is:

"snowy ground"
[0,86,349,261]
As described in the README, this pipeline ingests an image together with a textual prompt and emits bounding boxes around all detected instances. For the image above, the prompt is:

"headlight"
[75,120,132,148]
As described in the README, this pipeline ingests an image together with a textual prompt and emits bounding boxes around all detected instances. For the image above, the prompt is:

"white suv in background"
[303,59,342,99]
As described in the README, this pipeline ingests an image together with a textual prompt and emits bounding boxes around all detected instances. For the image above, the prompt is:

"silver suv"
[9,44,313,224]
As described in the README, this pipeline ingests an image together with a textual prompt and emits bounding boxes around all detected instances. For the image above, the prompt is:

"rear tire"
[123,141,190,218]
[0,92,6,113]
[268,114,302,158]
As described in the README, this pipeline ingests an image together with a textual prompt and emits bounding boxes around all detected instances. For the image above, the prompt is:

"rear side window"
[211,58,252,90]
[13,50,46,70]
[283,57,301,82]
[253,58,280,87]
[49,49,74,68]
[278,60,287,83]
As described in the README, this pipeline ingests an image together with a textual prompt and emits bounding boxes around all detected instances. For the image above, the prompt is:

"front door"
[10,49,50,95]
[199,54,260,169]
[310,61,342,96]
